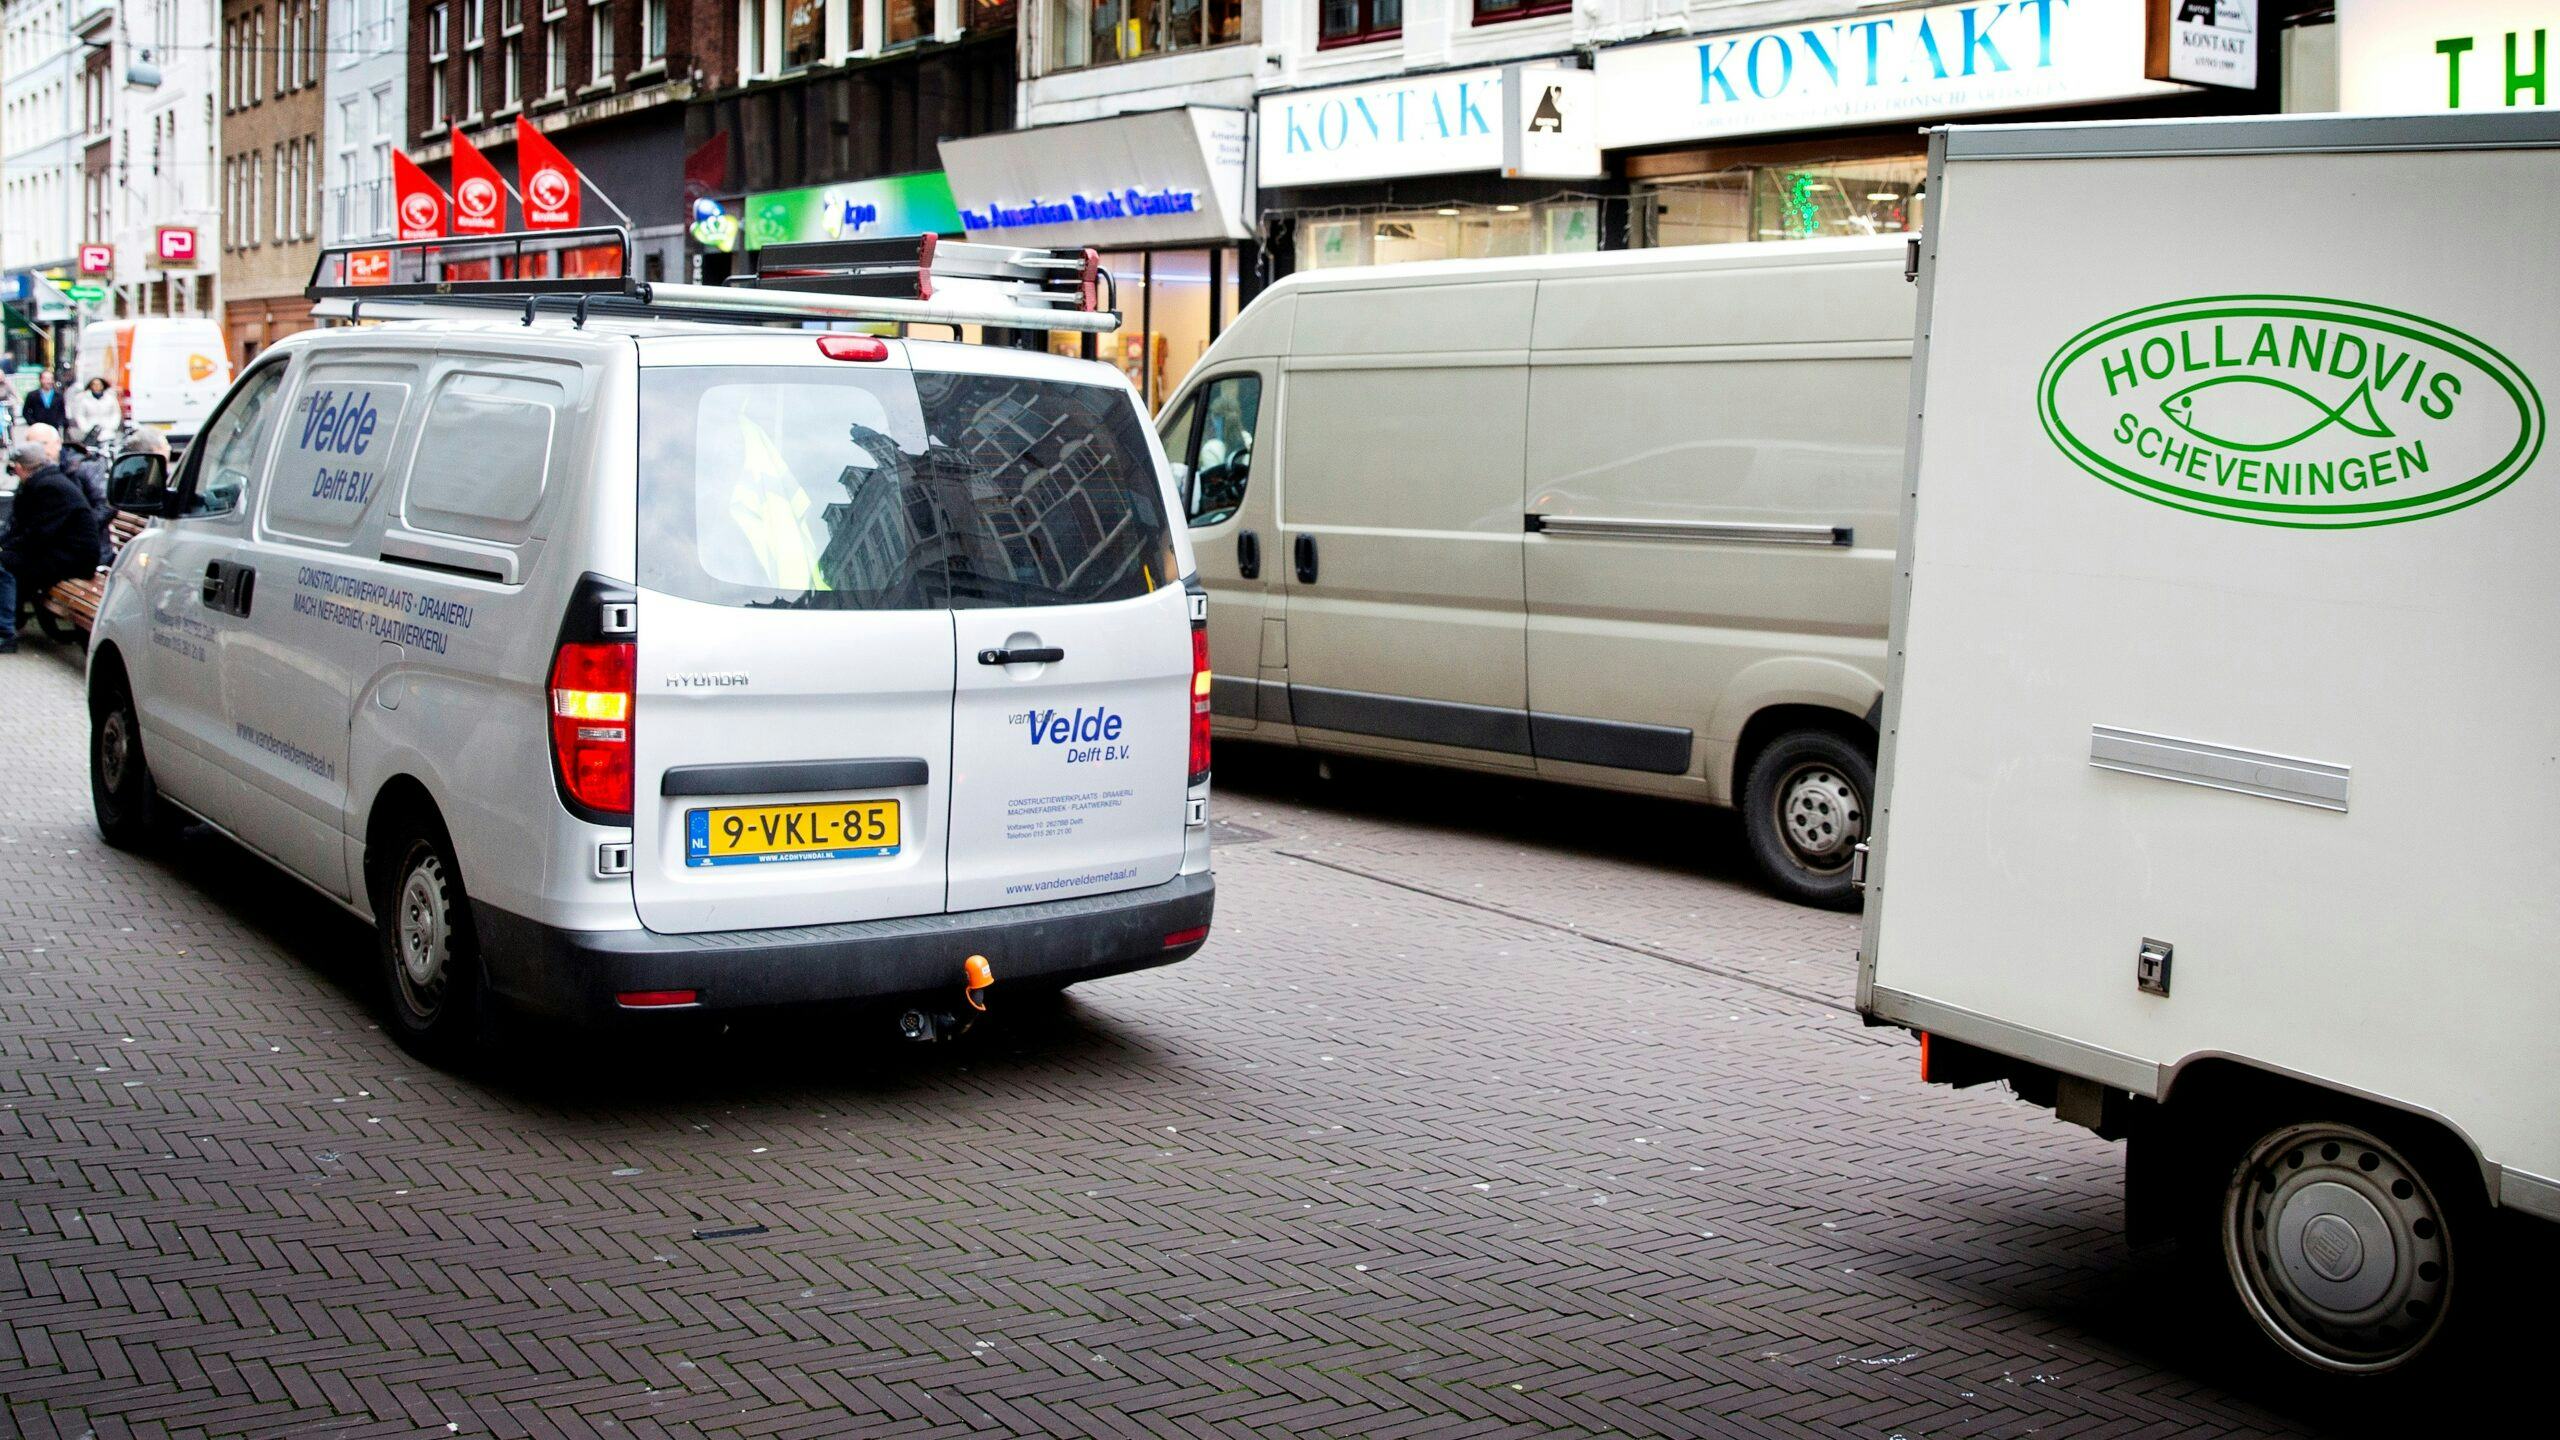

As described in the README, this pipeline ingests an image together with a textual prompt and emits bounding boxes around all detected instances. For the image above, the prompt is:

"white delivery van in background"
[1860,112,2558,1380]
[75,317,234,447]
[1159,239,1913,906]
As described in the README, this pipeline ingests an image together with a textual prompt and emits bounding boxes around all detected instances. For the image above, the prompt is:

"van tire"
[374,825,487,1060]
[1739,729,1872,909]
[2180,1103,2480,1384]
[91,668,174,851]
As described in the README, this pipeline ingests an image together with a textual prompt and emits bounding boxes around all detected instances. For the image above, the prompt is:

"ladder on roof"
[303,226,1119,335]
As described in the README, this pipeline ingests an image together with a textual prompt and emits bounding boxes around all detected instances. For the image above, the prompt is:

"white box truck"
[1859,111,2557,1381]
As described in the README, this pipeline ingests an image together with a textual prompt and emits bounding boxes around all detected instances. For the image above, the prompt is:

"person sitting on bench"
[0,436,102,653]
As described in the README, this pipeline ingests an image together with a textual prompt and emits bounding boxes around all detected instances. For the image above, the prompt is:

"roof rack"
[305,226,1121,335]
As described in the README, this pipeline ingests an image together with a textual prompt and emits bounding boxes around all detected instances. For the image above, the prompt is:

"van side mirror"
[108,452,172,516]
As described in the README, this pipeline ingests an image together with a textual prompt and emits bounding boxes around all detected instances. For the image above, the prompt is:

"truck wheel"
[1739,729,1872,909]
[376,826,487,1060]
[2215,1116,2473,1377]
[91,669,174,850]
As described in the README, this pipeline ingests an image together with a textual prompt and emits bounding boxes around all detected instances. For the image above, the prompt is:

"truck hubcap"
[1776,763,1863,870]
[2224,1122,2450,1371]
[395,861,449,1011]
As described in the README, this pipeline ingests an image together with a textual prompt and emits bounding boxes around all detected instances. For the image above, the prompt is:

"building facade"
[218,0,329,362]
[321,0,406,244]
[116,0,223,318]
[4,0,86,361]
[405,0,725,285]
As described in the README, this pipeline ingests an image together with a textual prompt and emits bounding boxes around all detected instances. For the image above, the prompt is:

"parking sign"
[77,244,113,275]
[153,226,199,268]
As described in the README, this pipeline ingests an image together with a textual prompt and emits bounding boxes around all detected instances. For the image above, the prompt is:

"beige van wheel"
[1739,730,1872,909]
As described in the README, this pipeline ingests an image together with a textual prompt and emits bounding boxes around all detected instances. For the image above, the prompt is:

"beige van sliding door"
[1277,280,1535,765]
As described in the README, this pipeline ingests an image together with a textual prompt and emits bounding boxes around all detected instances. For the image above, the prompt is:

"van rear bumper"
[473,871,1214,1022]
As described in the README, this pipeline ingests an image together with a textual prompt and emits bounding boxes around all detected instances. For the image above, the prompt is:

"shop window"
[1637,154,1925,248]
[1472,0,1566,24]
[1046,0,1247,71]
[1296,200,1596,270]
[1318,0,1398,49]
[1165,373,1261,528]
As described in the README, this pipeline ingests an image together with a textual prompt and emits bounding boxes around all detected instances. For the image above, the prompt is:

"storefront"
[941,105,1254,409]
[1255,62,1610,274]
[1593,0,2269,250]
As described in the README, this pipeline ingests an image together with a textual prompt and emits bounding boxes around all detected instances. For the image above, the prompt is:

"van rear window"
[637,365,1178,612]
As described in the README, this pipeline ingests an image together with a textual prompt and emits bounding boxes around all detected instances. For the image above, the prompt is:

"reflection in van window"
[185,364,289,517]
[405,373,562,545]
[637,366,1177,612]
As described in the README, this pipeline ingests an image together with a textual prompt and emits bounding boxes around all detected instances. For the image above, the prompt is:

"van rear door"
[628,355,957,934]
[927,367,1195,912]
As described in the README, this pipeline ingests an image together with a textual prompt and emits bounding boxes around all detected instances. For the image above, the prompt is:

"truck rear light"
[1162,925,1209,950]
[550,641,635,818]
[1188,625,1212,785]
[915,232,937,301]
[1919,1030,1934,1083]
[1078,247,1101,311]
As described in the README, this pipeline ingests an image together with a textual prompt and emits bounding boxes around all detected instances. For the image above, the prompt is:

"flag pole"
[571,163,633,229]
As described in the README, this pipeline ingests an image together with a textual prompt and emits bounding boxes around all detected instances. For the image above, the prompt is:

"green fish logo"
[2160,375,2395,453]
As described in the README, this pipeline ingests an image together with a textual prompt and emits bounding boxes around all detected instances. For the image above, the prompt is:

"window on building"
[464,0,484,41]
[428,59,448,127]
[1045,0,1243,68]
[885,0,925,45]
[503,0,521,30]
[248,151,262,245]
[428,2,449,57]
[503,34,521,104]
[1318,0,1397,48]
[591,0,614,79]
[642,0,665,59]
[544,4,567,94]
[250,9,264,99]
[780,0,823,66]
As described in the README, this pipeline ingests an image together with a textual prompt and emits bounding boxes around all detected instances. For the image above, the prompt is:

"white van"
[74,317,234,446]
[87,232,1215,1057]
[1159,238,1912,905]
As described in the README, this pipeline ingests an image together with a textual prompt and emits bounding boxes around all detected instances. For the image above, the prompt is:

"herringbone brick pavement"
[0,639,2513,1438]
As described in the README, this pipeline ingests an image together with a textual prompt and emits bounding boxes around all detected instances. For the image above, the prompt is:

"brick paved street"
[0,636,2520,1438]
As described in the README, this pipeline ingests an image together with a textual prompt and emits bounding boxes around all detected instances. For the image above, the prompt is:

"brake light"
[617,989,699,1009]
[1188,624,1212,785]
[817,334,889,362]
[550,641,635,818]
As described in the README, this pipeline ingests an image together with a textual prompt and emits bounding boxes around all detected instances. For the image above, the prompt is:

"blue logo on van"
[1028,706,1130,764]
[300,389,382,456]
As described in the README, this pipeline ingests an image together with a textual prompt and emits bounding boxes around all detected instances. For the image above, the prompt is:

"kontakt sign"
[2039,296,2547,527]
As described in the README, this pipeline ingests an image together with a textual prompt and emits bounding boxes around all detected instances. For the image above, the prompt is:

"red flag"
[390,150,449,239]
[515,117,582,230]
[449,126,508,235]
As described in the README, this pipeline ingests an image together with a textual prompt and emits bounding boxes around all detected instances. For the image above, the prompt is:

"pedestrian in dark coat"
[0,438,103,651]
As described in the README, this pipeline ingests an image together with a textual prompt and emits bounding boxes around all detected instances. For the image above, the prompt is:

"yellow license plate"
[685,800,900,867]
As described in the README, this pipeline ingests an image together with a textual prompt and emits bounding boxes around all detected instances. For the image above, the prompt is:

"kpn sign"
[2039,296,2546,528]
[1595,0,2186,149]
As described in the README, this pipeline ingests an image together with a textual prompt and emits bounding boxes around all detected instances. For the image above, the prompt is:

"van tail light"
[817,333,889,362]
[1188,624,1212,786]
[550,641,635,819]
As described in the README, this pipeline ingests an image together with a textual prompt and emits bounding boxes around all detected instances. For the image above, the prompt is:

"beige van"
[1157,236,1913,906]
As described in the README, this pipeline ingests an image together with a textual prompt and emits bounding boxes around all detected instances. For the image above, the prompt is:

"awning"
[2,304,39,342]
[939,107,1253,250]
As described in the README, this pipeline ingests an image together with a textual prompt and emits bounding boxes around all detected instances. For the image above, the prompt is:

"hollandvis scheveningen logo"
[2039,296,2545,528]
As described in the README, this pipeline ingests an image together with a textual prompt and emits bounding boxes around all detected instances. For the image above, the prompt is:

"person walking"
[0,436,103,653]
[19,371,68,433]
[68,376,120,449]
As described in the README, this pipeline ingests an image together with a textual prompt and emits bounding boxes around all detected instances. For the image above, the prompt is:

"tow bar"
[898,954,995,1042]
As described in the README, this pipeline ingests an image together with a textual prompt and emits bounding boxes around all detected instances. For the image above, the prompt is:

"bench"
[35,510,148,642]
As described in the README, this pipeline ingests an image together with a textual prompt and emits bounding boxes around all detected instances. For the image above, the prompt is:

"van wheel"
[376,828,486,1059]
[2211,1114,2474,1378]
[1739,729,1872,909]
[91,669,173,850]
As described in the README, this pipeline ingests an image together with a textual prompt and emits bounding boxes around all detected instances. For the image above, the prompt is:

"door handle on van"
[201,559,255,616]
[1237,529,1260,580]
[978,646,1066,666]
[1293,533,1318,585]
